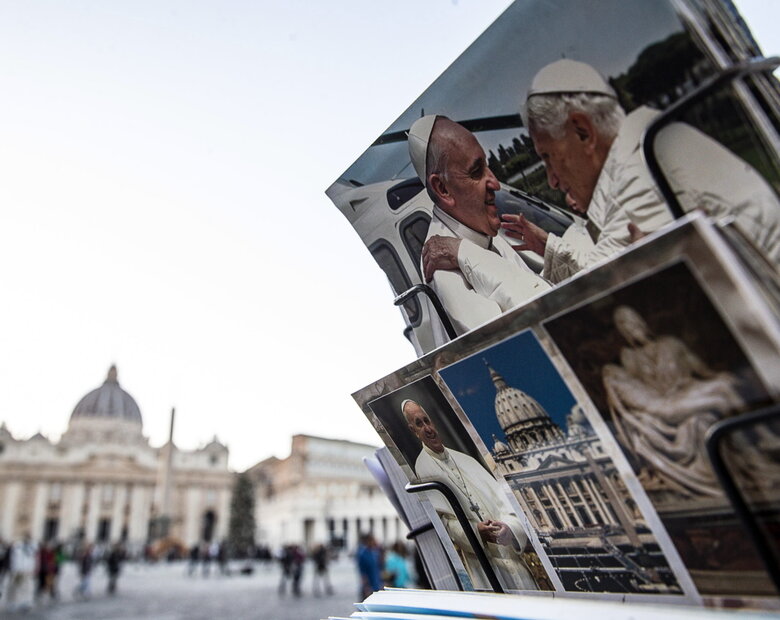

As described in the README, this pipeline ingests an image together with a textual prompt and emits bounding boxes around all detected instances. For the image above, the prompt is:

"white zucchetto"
[408,114,439,183]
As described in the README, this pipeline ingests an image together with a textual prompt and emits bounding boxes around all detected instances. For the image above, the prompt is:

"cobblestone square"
[2,556,363,620]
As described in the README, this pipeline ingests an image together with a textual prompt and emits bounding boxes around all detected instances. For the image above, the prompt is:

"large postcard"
[327,0,780,357]
[368,376,556,593]
[544,260,780,596]
[438,331,687,596]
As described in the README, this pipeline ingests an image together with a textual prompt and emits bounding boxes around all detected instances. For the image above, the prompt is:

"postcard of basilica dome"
[437,328,696,600]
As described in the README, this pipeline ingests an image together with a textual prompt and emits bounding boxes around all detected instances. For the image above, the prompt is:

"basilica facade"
[485,364,681,594]
[0,366,233,553]
[1,366,402,556]
[247,434,406,550]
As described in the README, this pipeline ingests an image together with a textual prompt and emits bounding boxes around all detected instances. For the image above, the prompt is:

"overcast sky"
[1,0,777,471]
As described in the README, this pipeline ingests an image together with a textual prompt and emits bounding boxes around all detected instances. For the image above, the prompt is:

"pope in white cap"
[400,398,538,590]
[503,58,780,282]
[408,114,438,183]
[407,115,550,342]
[525,58,617,100]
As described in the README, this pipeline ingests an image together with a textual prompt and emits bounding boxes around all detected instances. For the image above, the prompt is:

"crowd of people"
[186,540,233,577]
[356,534,417,600]
[182,536,420,599]
[275,538,419,599]
[0,532,422,612]
[0,534,125,613]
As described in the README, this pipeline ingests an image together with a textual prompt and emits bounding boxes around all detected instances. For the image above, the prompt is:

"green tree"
[228,473,256,557]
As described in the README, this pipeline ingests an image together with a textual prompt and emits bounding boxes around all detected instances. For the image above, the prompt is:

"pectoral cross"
[469,501,483,521]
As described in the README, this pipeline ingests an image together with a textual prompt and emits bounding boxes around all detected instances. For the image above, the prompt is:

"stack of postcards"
[365,449,462,590]
[327,588,780,620]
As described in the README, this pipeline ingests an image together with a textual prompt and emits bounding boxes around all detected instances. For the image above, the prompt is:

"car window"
[400,212,431,280]
[369,240,420,326]
[386,178,426,211]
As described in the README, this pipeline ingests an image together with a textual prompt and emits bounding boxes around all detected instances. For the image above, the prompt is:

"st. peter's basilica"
[0,365,402,554]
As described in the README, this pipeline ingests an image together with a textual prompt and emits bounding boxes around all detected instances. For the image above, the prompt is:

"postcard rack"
[706,404,780,592]
[401,403,780,597]
[405,480,504,593]
[394,284,457,341]
[642,55,780,219]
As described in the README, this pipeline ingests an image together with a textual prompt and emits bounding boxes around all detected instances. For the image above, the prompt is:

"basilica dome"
[489,365,548,431]
[70,365,142,426]
[486,362,564,452]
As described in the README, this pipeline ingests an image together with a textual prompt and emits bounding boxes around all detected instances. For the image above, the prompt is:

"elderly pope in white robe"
[402,399,537,590]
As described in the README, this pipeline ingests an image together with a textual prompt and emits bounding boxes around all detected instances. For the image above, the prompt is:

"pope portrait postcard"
[367,375,555,593]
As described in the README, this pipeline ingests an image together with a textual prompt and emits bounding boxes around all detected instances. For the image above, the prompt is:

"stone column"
[183,487,201,546]
[354,517,362,543]
[61,483,85,540]
[555,481,583,527]
[128,485,151,546]
[160,409,176,531]
[527,486,548,529]
[84,484,101,542]
[597,470,641,546]
[543,484,573,528]
[341,518,350,550]
[30,482,49,541]
[583,477,615,525]
[514,486,538,530]
[571,477,597,524]
[111,484,127,543]
[1,482,21,539]
[582,450,640,544]
[217,486,230,541]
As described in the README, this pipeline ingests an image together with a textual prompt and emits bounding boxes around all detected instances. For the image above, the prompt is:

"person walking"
[201,542,212,577]
[51,543,66,600]
[311,543,333,596]
[217,541,230,576]
[35,541,57,602]
[187,543,200,576]
[383,542,411,588]
[278,545,293,595]
[7,533,37,612]
[0,538,9,602]
[74,543,94,599]
[290,544,304,597]
[356,533,382,600]
[106,543,125,595]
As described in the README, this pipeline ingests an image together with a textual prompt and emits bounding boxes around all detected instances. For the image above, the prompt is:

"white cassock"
[543,106,780,283]
[414,444,537,590]
[425,206,551,348]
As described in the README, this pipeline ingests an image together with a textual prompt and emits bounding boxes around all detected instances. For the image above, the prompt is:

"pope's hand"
[477,520,512,545]
[422,235,462,282]
[628,222,646,243]
[501,214,547,257]
[490,521,513,545]
[477,520,501,543]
